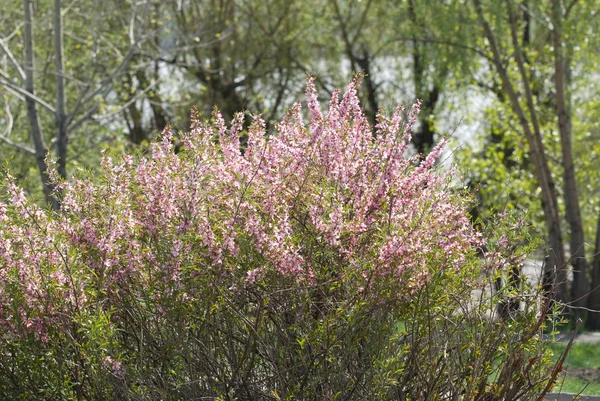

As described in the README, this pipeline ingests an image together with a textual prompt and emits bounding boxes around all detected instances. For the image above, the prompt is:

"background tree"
[0,0,173,202]
[465,0,600,324]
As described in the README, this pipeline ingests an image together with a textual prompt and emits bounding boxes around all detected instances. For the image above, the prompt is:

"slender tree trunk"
[54,0,67,180]
[413,85,440,156]
[23,0,59,210]
[587,213,600,329]
[408,0,440,156]
[355,48,379,127]
[551,0,588,320]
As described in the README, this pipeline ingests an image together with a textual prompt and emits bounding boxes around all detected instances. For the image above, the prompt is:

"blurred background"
[1,0,599,326]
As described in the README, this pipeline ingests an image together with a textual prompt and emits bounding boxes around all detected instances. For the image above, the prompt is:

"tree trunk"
[54,0,67,180]
[355,48,379,128]
[408,0,440,156]
[413,86,440,156]
[23,0,59,210]
[587,213,600,329]
[551,0,588,321]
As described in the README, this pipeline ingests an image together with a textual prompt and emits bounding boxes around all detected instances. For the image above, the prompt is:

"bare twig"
[0,77,56,113]
[0,39,26,81]
[95,79,159,121]
[0,99,35,154]
[377,36,492,61]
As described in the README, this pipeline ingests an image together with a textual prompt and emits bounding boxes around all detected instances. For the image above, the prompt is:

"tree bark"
[355,48,379,127]
[408,0,441,156]
[551,0,588,320]
[23,0,59,210]
[587,212,600,329]
[54,0,67,180]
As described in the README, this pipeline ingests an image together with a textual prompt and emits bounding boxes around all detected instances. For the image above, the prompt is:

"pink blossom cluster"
[0,179,85,341]
[0,77,483,342]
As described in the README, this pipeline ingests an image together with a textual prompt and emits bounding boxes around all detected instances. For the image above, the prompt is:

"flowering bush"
[0,78,562,400]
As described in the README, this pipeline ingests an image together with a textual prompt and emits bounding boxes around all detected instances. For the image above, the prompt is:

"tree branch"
[0,99,34,154]
[565,0,579,19]
[0,39,26,81]
[378,36,492,62]
[0,135,35,154]
[331,0,358,71]
[507,1,543,143]
[66,104,98,133]
[65,46,138,125]
[351,0,374,47]
[94,80,159,122]
[0,78,56,113]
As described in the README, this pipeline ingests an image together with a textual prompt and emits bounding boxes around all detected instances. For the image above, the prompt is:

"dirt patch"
[563,366,600,383]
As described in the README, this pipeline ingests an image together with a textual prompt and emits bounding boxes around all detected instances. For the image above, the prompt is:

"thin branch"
[95,32,124,59]
[66,46,138,122]
[512,0,554,31]
[565,0,579,19]
[0,80,26,102]
[1,23,24,43]
[351,0,374,47]
[95,79,159,121]
[67,77,158,133]
[66,104,97,133]
[0,78,56,113]
[48,62,89,87]
[266,67,290,126]
[0,99,34,154]
[376,36,492,62]
[535,319,581,401]
[290,58,333,96]
[62,0,82,16]
[331,0,358,71]
[65,82,90,127]
[0,135,35,154]
[507,1,543,143]
[81,47,137,105]
[1,97,13,135]
[0,40,25,81]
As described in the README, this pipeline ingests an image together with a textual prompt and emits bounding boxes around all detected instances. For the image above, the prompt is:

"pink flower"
[0,76,488,343]
[103,356,125,378]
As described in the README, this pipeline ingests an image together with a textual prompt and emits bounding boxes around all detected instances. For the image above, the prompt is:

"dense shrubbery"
[0,78,563,400]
